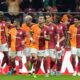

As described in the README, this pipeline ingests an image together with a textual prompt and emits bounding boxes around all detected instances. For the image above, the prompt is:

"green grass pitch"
[0,75,79,80]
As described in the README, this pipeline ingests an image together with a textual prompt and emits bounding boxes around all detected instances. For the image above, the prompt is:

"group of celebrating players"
[0,11,80,77]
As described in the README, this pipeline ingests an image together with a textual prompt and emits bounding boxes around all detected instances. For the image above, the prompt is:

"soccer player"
[0,12,9,70]
[8,20,26,74]
[58,20,68,47]
[37,15,49,77]
[76,21,80,76]
[56,24,65,75]
[68,18,78,76]
[45,14,58,75]
[29,16,41,77]
[21,15,34,71]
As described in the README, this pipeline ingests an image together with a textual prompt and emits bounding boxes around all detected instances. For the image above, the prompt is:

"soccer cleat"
[77,72,80,76]
[33,73,37,78]
[50,71,56,75]
[73,71,77,76]
[7,71,13,75]
[28,68,35,74]
[45,74,49,77]
[56,71,61,75]
[7,69,16,75]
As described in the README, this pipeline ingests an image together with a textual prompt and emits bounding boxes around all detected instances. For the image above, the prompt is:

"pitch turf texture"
[0,75,79,80]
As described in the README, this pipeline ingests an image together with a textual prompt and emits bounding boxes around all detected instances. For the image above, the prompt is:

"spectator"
[7,0,21,16]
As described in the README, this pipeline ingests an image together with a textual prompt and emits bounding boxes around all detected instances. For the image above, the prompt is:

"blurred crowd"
[0,0,79,13]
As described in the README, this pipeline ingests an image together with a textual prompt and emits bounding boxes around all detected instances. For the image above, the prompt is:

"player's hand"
[30,30,33,34]
[45,36,50,41]
[21,41,25,46]
[30,37,35,44]
[56,42,60,48]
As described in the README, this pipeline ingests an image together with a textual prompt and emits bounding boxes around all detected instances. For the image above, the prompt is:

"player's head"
[13,20,20,29]
[45,14,52,23]
[38,15,45,24]
[6,19,11,26]
[24,15,32,24]
[75,20,80,27]
[74,16,80,27]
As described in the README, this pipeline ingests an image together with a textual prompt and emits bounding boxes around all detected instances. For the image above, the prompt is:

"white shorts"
[30,48,38,54]
[17,51,24,57]
[0,43,8,51]
[77,48,80,57]
[9,48,24,58]
[56,47,64,59]
[8,49,16,58]
[24,47,31,56]
[48,49,56,58]
[38,49,49,57]
[71,47,77,55]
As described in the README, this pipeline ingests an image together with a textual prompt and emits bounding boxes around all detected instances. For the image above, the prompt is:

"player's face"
[14,21,18,26]
[26,19,32,24]
[74,18,78,23]
[46,15,52,23]
[14,20,20,28]
[6,20,11,26]
[38,16,45,24]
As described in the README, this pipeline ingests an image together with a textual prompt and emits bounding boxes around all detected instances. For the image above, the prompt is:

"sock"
[31,57,37,64]
[35,59,41,73]
[44,59,48,74]
[50,60,55,71]
[1,52,9,67]
[19,59,22,69]
[57,59,62,72]
[72,57,75,71]
[78,57,80,72]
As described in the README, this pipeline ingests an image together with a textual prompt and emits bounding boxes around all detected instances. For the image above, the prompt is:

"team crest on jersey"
[44,31,46,34]
[51,26,54,30]
[20,31,22,35]
[2,23,5,27]
[60,26,63,29]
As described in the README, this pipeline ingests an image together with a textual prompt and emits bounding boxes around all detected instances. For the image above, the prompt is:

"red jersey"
[48,23,58,49]
[9,28,26,51]
[58,22,67,33]
[16,29,26,51]
[0,21,8,44]
[39,26,49,50]
[57,26,64,46]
